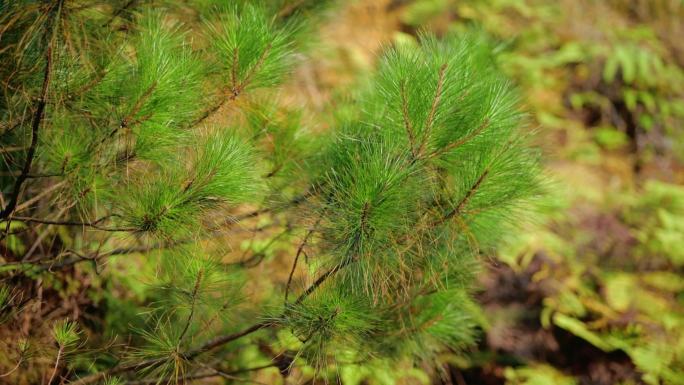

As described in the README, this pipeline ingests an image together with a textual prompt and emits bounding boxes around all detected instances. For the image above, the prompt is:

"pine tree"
[0,1,541,384]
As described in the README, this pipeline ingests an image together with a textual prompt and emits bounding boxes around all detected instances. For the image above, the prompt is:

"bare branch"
[8,215,135,232]
[284,220,320,304]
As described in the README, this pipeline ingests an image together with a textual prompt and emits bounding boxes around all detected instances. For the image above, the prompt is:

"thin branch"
[277,0,308,19]
[284,219,320,304]
[95,80,158,150]
[121,81,157,128]
[46,345,63,385]
[0,358,22,378]
[178,270,204,346]
[73,254,350,384]
[292,259,351,306]
[189,94,232,127]
[23,172,63,178]
[8,215,135,232]
[236,43,272,96]
[125,370,216,385]
[2,191,311,274]
[184,321,270,360]
[215,188,315,231]
[0,245,163,274]
[230,47,239,92]
[0,145,27,153]
[209,367,270,385]
[12,180,66,214]
[126,363,278,385]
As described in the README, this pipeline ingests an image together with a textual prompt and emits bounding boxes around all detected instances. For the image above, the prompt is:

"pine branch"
[215,187,315,230]
[0,171,63,178]
[0,245,165,274]
[193,38,276,128]
[0,358,23,378]
[189,91,238,127]
[292,259,351,306]
[277,0,309,18]
[0,2,62,222]
[2,189,313,274]
[231,47,239,92]
[73,250,350,384]
[237,43,273,96]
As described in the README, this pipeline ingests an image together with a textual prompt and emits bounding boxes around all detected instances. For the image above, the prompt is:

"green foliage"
[208,4,296,95]
[280,288,383,366]
[190,130,264,204]
[278,32,541,370]
[117,130,262,237]
[52,319,80,350]
[92,12,205,162]
[0,1,542,384]
[404,289,480,352]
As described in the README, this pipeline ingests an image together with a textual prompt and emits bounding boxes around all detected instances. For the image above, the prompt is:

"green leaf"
[552,313,615,352]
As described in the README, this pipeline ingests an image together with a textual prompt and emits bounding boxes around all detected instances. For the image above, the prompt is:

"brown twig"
[46,345,63,385]
[178,270,204,346]
[0,245,162,274]
[284,218,321,304]
[8,215,135,232]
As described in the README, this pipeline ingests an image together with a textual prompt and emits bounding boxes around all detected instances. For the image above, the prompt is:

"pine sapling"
[0,1,542,383]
